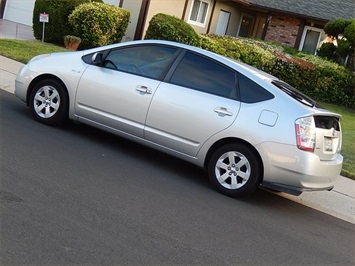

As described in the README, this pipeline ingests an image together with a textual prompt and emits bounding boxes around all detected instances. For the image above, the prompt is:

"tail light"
[295,116,316,152]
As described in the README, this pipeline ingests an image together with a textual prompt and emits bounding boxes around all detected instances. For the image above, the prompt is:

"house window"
[299,26,327,55]
[189,0,210,26]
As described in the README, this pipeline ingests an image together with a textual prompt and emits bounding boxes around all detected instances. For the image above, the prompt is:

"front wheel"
[29,79,68,126]
[208,143,262,198]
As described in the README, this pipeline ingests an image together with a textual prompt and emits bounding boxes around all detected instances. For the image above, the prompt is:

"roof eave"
[252,4,329,22]
[230,0,329,22]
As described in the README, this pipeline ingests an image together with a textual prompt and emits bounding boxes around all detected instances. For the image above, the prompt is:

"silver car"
[15,40,343,197]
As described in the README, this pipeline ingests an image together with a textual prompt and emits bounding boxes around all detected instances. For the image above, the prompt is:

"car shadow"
[5,93,316,213]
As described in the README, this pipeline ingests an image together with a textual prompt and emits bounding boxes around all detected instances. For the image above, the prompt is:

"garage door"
[4,0,35,26]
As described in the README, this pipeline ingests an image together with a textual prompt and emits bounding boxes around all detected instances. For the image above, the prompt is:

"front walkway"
[0,19,35,40]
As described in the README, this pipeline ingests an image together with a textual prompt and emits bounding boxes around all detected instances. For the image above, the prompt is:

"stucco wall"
[121,0,142,41]
[210,1,242,36]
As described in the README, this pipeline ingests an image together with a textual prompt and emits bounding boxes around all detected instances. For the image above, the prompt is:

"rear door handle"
[136,86,152,94]
[214,107,233,116]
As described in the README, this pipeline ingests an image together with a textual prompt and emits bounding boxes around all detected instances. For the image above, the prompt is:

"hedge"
[145,13,200,47]
[68,2,130,49]
[208,35,355,109]
[145,13,355,109]
[32,0,102,44]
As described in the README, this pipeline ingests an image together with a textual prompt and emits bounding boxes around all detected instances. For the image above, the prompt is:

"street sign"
[39,13,49,42]
[39,13,49,23]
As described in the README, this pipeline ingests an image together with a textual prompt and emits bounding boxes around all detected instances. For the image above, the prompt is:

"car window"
[170,52,238,99]
[103,45,180,79]
[238,74,274,103]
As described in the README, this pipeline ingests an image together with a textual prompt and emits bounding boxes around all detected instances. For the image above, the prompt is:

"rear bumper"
[261,181,334,196]
[256,142,343,194]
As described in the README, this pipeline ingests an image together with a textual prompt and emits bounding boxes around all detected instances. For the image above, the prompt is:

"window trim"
[298,26,326,55]
[188,0,211,27]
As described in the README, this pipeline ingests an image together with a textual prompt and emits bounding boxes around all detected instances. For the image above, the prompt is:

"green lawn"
[0,39,67,63]
[321,103,355,179]
[0,39,354,179]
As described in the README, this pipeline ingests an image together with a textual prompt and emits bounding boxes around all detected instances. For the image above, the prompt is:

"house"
[119,0,354,55]
[1,0,354,54]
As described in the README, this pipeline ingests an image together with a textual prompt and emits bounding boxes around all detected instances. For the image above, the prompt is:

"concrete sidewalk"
[0,19,354,224]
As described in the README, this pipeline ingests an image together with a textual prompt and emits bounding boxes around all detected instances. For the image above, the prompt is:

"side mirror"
[92,53,103,65]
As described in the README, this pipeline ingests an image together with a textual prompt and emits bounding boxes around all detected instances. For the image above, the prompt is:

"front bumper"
[14,64,37,103]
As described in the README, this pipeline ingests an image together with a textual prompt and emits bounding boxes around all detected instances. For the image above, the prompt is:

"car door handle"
[214,107,233,116]
[136,86,152,94]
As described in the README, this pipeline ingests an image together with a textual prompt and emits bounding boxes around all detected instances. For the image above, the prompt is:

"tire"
[207,143,262,198]
[29,79,68,126]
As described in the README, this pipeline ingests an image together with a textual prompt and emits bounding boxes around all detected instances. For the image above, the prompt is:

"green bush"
[324,19,352,39]
[204,36,355,109]
[145,13,200,46]
[32,0,102,44]
[68,2,130,49]
[318,42,337,61]
[344,20,355,43]
[144,14,355,109]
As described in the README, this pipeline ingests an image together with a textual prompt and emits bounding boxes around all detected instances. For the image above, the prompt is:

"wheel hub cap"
[34,86,60,119]
[215,151,251,190]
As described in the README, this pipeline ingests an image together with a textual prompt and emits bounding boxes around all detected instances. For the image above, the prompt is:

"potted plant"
[64,35,81,51]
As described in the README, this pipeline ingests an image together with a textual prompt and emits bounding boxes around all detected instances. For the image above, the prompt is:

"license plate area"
[325,137,333,152]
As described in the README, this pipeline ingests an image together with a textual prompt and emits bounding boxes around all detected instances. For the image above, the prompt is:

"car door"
[144,51,241,156]
[75,44,180,138]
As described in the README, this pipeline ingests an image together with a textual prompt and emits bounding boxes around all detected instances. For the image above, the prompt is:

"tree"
[322,19,355,69]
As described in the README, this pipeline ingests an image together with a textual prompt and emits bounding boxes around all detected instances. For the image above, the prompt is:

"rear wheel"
[208,143,262,197]
[29,79,68,126]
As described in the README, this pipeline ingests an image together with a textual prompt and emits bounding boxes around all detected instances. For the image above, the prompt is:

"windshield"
[272,80,322,108]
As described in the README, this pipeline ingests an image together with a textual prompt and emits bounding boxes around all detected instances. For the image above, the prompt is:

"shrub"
[324,19,355,69]
[324,19,352,39]
[145,13,201,46]
[204,36,355,109]
[144,14,355,109]
[32,0,102,44]
[318,42,337,61]
[344,20,355,43]
[68,2,130,49]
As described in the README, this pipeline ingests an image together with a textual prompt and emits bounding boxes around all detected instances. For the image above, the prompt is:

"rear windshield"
[272,80,321,108]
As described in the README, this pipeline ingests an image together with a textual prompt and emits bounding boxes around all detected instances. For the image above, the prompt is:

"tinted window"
[104,45,179,79]
[238,74,274,103]
[170,52,237,99]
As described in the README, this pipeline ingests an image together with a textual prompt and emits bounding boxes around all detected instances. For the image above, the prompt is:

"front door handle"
[214,107,233,116]
[136,86,152,94]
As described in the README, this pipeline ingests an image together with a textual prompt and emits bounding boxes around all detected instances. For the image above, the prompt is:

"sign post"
[39,13,49,43]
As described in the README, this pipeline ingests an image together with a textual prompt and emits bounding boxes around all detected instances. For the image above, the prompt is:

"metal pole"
[42,22,45,42]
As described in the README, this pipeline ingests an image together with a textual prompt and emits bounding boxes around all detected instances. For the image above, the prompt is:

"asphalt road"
[1,90,354,265]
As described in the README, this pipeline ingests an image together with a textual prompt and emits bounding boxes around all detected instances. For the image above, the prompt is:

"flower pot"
[65,42,81,51]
